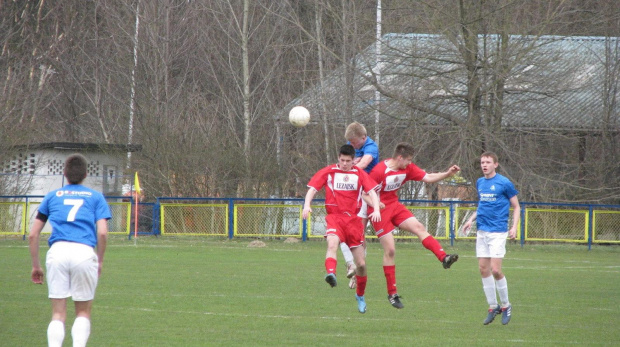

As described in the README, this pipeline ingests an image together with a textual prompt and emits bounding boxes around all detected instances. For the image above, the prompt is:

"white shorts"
[46,241,99,301]
[476,230,508,258]
[357,199,368,218]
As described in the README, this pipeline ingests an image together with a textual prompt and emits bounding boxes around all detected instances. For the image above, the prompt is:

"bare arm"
[362,191,384,209]
[462,211,477,234]
[366,189,382,223]
[302,188,317,220]
[28,218,46,284]
[508,195,521,239]
[96,218,108,277]
[421,165,461,183]
[353,154,374,170]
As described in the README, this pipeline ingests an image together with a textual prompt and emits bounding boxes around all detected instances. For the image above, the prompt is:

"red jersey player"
[303,144,381,314]
[368,143,460,309]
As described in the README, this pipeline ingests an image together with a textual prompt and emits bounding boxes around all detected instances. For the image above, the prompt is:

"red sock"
[325,257,337,275]
[422,236,447,261]
[356,275,367,296]
[383,265,397,295]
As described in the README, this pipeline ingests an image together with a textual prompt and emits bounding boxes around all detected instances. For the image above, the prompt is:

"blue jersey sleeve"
[95,193,112,221]
[38,194,51,216]
[504,179,519,200]
[357,137,380,173]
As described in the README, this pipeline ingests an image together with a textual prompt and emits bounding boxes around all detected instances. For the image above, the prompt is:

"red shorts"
[369,203,414,238]
[325,214,365,248]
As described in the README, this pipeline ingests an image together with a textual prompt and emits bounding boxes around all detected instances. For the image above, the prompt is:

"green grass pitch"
[1,236,618,346]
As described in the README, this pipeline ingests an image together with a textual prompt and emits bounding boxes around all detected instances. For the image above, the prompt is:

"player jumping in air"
[367,143,460,309]
[303,144,381,313]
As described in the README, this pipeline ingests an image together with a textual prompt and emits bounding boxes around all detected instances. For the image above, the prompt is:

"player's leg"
[479,257,501,324]
[479,257,497,304]
[48,299,67,347]
[378,233,403,309]
[72,301,93,347]
[399,215,458,268]
[492,258,511,325]
[351,246,367,313]
[69,242,99,346]
[346,214,367,313]
[477,231,501,324]
[46,243,70,347]
[324,215,343,287]
[339,243,356,277]
[347,203,369,282]
[324,234,340,287]
[351,245,367,277]
[487,232,511,324]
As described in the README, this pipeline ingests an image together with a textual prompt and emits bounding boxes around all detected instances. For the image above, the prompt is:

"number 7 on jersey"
[64,199,84,221]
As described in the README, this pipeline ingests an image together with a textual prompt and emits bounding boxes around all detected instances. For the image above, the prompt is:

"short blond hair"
[344,122,367,141]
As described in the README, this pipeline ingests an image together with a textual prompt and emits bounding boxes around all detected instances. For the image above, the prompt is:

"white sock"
[47,320,65,347]
[339,242,354,265]
[496,276,510,307]
[482,275,498,308]
[71,317,91,347]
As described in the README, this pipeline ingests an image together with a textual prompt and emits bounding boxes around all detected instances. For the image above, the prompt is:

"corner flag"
[134,172,142,195]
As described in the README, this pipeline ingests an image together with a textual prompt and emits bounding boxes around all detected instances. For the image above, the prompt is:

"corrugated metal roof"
[285,33,619,132]
[7,142,142,152]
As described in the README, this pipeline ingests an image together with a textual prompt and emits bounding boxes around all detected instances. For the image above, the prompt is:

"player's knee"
[411,221,428,236]
[384,247,395,259]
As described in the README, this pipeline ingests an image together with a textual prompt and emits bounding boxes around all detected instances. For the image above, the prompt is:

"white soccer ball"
[288,106,310,127]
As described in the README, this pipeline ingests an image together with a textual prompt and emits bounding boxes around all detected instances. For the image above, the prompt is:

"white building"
[1,142,141,197]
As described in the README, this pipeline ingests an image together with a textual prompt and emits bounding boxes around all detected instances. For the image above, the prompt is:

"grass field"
[1,236,619,346]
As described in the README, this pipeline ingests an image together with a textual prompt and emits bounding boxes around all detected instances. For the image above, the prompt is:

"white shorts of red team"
[46,241,99,301]
[476,230,508,258]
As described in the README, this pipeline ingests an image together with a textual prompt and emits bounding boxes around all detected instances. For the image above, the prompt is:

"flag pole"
[134,192,139,240]
[134,172,142,240]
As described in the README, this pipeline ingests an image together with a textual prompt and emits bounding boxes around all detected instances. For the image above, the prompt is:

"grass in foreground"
[1,236,619,346]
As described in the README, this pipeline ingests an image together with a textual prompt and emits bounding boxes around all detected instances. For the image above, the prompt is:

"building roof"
[7,142,142,152]
[285,33,619,133]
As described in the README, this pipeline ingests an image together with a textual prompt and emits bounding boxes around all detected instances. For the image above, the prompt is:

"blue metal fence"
[2,195,619,248]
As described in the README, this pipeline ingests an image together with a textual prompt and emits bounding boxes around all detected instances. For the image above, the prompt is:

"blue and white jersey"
[475,174,518,233]
[38,184,112,248]
[350,137,379,173]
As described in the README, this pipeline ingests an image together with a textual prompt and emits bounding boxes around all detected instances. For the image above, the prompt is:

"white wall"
[5,149,128,197]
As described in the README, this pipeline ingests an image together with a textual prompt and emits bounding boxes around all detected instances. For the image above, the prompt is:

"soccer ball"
[288,106,310,127]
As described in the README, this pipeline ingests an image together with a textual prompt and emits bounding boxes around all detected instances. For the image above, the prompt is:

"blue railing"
[2,196,619,248]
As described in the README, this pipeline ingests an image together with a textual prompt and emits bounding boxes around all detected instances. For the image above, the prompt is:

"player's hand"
[379,202,385,209]
[302,206,312,220]
[98,262,104,277]
[508,227,517,240]
[31,267,44,284]
[369,210,381,223]
[447,165,461,175]
[462,221,472,235]
[353,157,361,165]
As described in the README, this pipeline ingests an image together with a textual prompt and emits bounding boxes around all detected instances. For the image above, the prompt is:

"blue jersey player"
[29,153,111,347]
[345,122,379,174]
[463,152,520,326]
